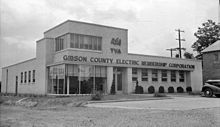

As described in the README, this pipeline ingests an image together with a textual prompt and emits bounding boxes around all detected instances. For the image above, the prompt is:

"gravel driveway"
[86,96,220,110]
[1,96,220,127]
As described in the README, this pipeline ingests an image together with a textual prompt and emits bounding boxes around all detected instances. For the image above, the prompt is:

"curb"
[88,97,173,104]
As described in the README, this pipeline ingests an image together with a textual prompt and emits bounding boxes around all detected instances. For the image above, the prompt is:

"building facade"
[1,20,203,95]
[202,40,220,83]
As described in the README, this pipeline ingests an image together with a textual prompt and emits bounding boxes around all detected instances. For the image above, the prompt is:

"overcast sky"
[0,0,219,81]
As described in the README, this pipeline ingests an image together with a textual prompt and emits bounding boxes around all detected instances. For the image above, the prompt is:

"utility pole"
[175,29,185,58]
[166,48,177,58]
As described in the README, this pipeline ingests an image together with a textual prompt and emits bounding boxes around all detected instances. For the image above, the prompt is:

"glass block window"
[141,69,148,81]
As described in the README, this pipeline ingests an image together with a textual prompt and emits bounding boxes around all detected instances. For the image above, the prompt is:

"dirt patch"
[0,105,219,127]
[0,94,168,108]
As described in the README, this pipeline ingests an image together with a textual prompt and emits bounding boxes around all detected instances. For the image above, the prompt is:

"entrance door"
[113,68,123,93]
[15,76,18,95]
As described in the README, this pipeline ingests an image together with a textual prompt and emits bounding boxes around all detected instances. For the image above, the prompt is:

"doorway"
[113,67,123,93]
[15,76,18,95]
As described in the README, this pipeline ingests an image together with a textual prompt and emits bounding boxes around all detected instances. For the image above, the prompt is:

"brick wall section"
[203,51,220,83]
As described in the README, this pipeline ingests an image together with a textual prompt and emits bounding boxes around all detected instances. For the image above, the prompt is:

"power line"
[166,48,177,58]
[175,29,185,58]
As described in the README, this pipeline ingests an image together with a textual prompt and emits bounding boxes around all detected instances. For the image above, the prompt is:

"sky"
[0,0,219,81]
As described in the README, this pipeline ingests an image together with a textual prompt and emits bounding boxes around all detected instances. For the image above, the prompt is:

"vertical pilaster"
[176,71,180,83]
[137,68,141,83]
[167,70,171,83]
[67,76,69,95]
[107,67,113,94]
[124,67,132,94]
[158,70,161,83]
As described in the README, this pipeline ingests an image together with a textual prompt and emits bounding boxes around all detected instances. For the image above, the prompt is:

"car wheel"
[215,94,220,98]
[204,88,213,97]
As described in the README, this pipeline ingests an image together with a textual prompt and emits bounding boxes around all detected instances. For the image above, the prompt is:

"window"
[132,68,138,81]
[179,71,185,82]
[70,33,102,51]
[161,70,167,82]
[21,72,23,83]
[97,37,102,50]
[24,71,27,83]
[33,70,35,82]
[55,35,66,51]
[141,69,148,81]
[132,68,137,75]
[152,69,158,82]
[171,71,176,82]
[28,71,31,83]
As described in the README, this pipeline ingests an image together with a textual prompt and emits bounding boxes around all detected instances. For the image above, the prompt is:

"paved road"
[86,96,220,110]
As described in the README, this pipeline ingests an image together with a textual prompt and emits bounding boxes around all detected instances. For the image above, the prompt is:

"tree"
[184,52,194,59]
[175,54,179,58]
[192,20,220,59]
[110,80,116,94]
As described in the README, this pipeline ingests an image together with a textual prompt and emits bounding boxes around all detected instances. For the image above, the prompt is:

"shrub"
[154,93,167,97]
[110,80,116,95]
[135,85,144,94]
[148,86,155,93]
[91,91,103,100]
[168,87,174,93]
[186,86,192,92]
[158,86,165,93]
[177,87,184,93]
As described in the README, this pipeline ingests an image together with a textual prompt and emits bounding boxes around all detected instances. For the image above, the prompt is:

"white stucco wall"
[1,59,38,94]
[1,20,203,94]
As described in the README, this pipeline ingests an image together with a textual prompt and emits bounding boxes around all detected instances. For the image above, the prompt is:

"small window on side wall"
[33,70,35,83]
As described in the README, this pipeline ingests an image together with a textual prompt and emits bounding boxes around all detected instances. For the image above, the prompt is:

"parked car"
[202,80,220,97]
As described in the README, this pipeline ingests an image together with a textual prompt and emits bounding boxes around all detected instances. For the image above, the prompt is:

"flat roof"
[44,20,128,34]
[128,53,201,62]
[2,58,36,69]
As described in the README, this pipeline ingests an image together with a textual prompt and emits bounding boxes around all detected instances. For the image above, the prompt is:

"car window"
[207,82,220,86]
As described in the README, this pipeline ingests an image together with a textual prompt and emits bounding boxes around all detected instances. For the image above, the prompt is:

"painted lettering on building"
[110,37,122,54]
[63,55,195,69]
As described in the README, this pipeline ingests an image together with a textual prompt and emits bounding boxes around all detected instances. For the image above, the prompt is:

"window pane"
[28,71,31,83]
[55,35,65,51]
[88,37,93,49]
[142,69,148,81]
[21,72,23,83]
[132,68,137,75]
[33,70,35,82]
[84,36,90,49]
[24,72,27,83]
[97,37,102,51]
[152,69,158,81]
[70,33,74,48]
[94,40,97,50]
[79,35,84,49]
[162,70,167,82]
[75,34,79,48]
[179,71,184,82]
[95,66,101,77]
[171,70,176,82]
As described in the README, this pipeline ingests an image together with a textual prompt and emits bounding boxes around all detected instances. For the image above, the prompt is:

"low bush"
[177,87,184,93]
[158,86,165,93]
[148,86,155,93]
[186,86,192,92]
[168,87,174,93]
[91,91,103,100]
[110,81,116,95]
[135,85,144,94]
[154,93,167,97]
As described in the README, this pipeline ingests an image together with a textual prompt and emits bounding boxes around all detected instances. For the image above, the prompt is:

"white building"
[1,20,203,95]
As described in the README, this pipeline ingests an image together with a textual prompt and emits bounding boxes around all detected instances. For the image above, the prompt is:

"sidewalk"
[89,93,202,104]
[89,94,173,103]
